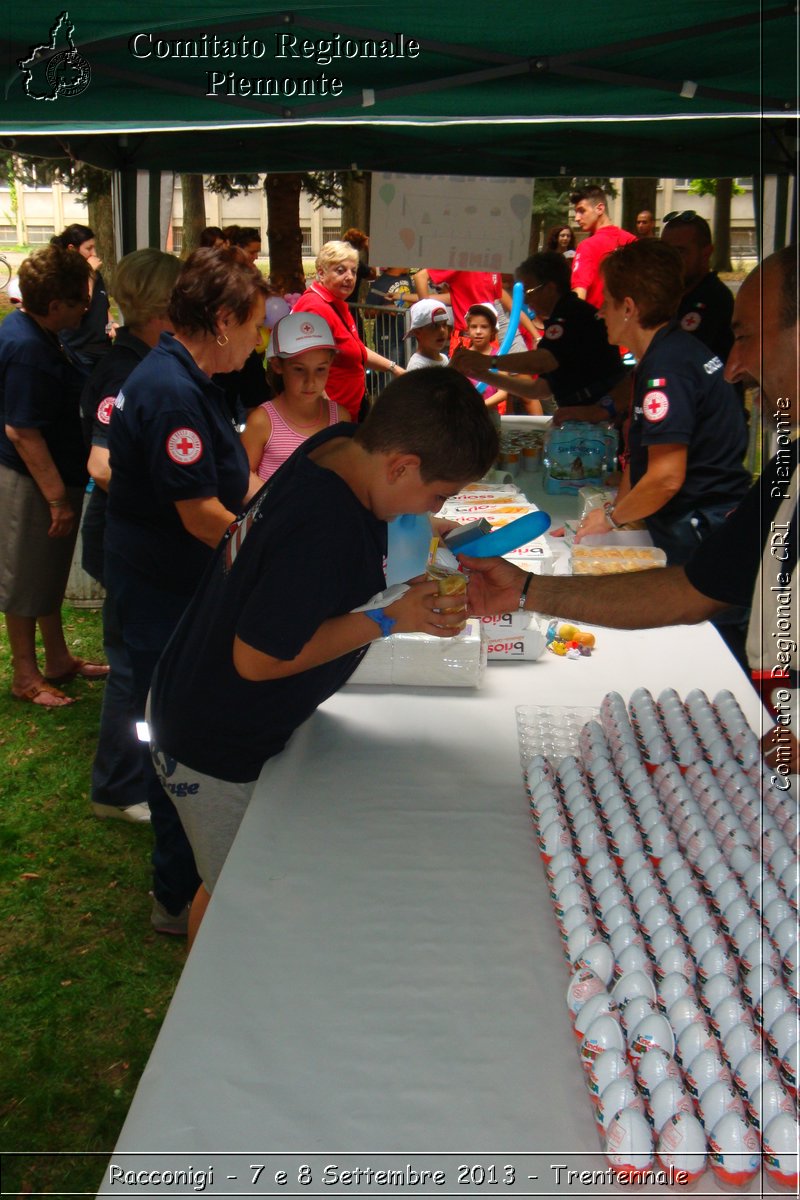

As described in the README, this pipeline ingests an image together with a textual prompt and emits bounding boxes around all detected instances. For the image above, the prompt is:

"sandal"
[43,658,110,685]
[12,681,76,708]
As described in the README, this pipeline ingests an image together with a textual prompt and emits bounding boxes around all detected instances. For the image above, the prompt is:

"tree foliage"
[6,152,116,270]
[688,178,745,197]
[530,176,616,252]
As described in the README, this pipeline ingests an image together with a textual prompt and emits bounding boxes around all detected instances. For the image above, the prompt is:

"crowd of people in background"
[0,192,795,940]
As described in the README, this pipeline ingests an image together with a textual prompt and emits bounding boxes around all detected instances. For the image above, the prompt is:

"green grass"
[0,606,185,1198]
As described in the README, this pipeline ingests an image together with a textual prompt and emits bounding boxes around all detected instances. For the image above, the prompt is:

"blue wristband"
[364,607,397,638]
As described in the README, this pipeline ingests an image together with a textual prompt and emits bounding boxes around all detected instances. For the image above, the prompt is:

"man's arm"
[573,287,588,301]
[450,346,559,377]
[460,554,728,628]
[414,269,432,298]
[480,370,549,403]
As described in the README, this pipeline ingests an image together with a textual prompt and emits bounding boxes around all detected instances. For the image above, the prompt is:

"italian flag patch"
[647,377,666,387]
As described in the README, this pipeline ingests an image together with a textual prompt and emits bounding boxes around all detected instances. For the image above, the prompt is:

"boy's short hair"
[570,185,607,208]
[355,367,499,483]
[517,252,572,294]
[662,212,711,247]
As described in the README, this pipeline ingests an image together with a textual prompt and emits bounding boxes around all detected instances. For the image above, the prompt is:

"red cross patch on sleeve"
[642,390,670,422]
[166,428,204,465]
[545,323,564,340]
[96,397,115,425]
[681,312,702,332]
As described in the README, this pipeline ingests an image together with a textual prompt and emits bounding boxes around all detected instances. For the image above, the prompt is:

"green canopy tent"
[3,1,797,251]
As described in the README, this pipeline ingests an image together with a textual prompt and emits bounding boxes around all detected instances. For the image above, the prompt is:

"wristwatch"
[603,501,624,530]
[364,607,397,638]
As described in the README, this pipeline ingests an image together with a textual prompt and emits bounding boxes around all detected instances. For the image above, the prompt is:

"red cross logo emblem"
[545,323,564,340]
[643,390,669,422]
[96,396,115,426]
[681,312,702,332]
[166,427,204,465]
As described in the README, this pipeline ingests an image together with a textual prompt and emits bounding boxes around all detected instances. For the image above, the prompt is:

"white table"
[99,614,771,1196]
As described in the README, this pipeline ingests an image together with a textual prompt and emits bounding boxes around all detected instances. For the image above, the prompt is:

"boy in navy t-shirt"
[149,367,498,941]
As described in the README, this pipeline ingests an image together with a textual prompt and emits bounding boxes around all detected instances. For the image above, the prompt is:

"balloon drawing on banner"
[475,279,524,396]
[264,296,291,328]
[379,184,395,206]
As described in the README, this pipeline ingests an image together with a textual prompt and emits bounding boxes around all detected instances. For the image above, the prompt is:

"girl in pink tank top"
[242,311,351,484]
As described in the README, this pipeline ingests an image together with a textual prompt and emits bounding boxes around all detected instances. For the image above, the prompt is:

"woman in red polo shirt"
[293,241,403,420]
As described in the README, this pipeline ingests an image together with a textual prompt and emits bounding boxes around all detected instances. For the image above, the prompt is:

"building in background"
[0,170,758,265]
[0,171,342,260]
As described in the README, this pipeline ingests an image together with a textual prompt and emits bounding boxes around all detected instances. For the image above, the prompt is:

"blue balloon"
[475,280,524,395]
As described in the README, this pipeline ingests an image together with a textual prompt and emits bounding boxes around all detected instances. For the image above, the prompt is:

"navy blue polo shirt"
[677,272,734,362]
[106,332,249,594]
[79,328,151,586]
[540,292,624,406]
[60,269,112,369]
[0,308,87,486]
[628,323,749,520]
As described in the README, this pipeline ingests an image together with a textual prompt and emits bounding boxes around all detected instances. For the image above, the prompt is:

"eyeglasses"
[524,282,546,299]
[663,210,698,224]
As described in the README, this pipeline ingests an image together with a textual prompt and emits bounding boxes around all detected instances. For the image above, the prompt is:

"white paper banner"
[369,173,534,273]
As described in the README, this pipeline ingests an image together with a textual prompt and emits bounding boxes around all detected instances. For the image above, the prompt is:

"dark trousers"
[91,592,145,809]
[104,549,201,915]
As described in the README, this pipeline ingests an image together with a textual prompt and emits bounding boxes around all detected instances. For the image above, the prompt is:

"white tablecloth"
[100,614,770,1196]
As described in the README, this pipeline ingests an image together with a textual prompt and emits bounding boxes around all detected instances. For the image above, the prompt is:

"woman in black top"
[52,223,112,373]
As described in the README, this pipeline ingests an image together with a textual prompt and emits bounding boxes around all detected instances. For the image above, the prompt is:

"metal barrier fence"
[349,302,410,399]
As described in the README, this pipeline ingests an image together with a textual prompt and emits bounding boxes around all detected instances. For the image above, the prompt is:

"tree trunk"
[265,174,305,293]
[87,178,116,279]
[340,173,370,240]
[529,212,543,254]
[711,179,733,272]
[621,179,658,235]
[181,174,206,257]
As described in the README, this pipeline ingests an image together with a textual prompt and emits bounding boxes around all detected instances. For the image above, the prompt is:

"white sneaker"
[92,801,151,823]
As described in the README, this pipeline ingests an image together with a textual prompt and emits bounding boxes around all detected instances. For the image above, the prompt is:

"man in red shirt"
[570,186,636,310]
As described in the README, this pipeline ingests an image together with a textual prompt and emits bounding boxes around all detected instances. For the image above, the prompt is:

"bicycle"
[0,254,12,290]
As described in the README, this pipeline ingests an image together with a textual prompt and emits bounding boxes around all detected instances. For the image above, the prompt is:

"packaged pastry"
[571,546,667,575]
